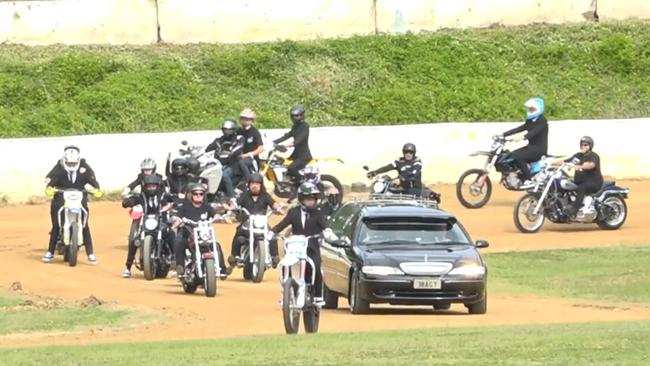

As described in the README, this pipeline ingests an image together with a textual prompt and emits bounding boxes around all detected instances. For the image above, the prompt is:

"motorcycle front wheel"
[513,193,545,233]
[142,235,156,281]
[252,241,266,283]
[68,222,79,267]
[456,169,492,209]
[282,278,300,334]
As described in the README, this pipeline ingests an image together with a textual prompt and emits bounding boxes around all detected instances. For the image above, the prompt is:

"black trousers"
[125,222,174,269]
[230,226,279,257]
[287,158,310,181]
[48,200,94,255]
[174,228,226,272]
[305,240,323,298]
[510,147,544,180]
[573,179,603,209]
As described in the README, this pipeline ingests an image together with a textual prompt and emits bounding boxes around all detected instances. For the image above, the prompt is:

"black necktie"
[68,171,74,183]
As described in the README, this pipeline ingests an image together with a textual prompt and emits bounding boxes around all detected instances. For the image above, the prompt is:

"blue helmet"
[524,97,545,120]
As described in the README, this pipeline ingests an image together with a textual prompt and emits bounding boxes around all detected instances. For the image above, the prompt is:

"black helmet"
[298,182,320,211]
[580,136,594,150]
[248,172,264,184]
[142,174,162,197]
[186,157,200,176]
[171,158,189,177]
[221,119,237,136]
[402,143,416,154]
[290,105,305,124]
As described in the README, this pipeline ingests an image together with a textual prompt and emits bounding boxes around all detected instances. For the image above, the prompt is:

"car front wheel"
[349,270,370,314]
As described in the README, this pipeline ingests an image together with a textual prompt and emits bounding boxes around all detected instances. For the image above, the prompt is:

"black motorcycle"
[513,161,630,233]
[132,202,174,280]
[456,135,549,209]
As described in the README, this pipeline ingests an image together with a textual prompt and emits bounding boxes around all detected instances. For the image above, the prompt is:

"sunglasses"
[192,192,204,197]
[403,151,415,154]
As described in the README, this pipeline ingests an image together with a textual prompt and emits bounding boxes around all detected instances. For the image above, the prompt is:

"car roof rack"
[356,194,441,209]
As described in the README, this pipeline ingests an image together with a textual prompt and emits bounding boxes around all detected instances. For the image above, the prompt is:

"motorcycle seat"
[593,181,615,196]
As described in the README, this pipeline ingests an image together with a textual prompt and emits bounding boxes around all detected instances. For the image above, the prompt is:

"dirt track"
[1,181,650,347]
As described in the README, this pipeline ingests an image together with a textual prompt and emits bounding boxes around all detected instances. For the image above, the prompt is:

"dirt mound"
[9,281,22,292]
[78,295,103,307]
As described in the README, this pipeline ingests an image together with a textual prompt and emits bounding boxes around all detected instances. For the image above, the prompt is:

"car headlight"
[447,263,486,277]
[362,265,404,276]
[144,218,159,231]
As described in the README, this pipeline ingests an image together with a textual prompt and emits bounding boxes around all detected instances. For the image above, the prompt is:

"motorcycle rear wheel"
[303,304,320,333]
[597,196,628,230]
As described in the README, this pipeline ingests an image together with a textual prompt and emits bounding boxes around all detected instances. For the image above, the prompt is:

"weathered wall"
[157,0,375,44]
[0,0,158,45]
[1,119,648,203]
[1,0,648,45]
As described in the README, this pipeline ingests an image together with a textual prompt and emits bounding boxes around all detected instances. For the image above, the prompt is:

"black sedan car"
[321,197,489,314]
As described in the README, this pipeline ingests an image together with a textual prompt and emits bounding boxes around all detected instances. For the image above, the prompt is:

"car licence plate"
[413,278,442,289]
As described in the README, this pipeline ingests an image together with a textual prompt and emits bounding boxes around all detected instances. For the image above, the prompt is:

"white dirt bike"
[49,188,98,267]
[278,234,323,334]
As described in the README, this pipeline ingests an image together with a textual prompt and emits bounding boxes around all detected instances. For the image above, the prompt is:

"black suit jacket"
[271,206,328,236]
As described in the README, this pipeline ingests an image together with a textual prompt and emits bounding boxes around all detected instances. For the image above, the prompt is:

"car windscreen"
[358,217,471,245]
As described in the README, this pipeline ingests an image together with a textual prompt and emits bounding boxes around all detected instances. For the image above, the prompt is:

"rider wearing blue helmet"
[501,97,549,182]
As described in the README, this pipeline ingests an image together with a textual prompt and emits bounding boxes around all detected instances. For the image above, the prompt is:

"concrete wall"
[0,0,157,45]
[1,0,649,45]
[157,0,375,44]
[1,119,648,203]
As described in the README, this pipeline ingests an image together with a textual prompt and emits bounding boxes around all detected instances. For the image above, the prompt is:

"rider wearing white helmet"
[501,97,549,182]
[43,146,101,264]
[237,108,264,180]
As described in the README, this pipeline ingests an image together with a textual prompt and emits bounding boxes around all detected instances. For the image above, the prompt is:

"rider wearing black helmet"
[273,105,313,184]
[120,174,175,278]
[271,182,332,300]
[366,143,440,201]
[206,119,245,201]
[561,136,603,216]
[171,183,228,279]
[227,173,284,270]
[166,158,194,197]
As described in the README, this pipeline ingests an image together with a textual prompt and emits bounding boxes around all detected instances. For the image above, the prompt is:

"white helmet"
[61,146,81,173]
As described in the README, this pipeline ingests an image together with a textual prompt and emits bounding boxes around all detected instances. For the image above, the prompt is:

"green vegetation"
[2,321,649,365]
[485,245,650,303]
[1,21,649,137]
[0,292,129,336]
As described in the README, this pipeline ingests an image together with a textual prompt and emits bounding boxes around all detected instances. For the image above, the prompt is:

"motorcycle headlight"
[199,230,212,242]
[144,217,159,231]
[362,266,404,276]
[372,181,386,194]
[252,215,267,229]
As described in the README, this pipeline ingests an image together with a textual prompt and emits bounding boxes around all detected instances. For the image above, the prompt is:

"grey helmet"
[580,136,594,151]
[140,158,157,173]
[221,119,237,136]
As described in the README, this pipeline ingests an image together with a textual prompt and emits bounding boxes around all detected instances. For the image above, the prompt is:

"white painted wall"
[1,119,648,203]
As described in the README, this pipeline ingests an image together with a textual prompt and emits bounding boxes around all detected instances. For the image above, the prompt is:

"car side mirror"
[363,165,370,171]
[475,240,489,249]
[327,236,351,248]
[181,140,188,146]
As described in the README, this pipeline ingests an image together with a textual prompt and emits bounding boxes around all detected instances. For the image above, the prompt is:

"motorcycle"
[456,135,549,209]
[260,143,344,205]
[513,161,630,233]
[231,208,277,283]
[166,140,226,202]
[278,234,323,334]
[362,165,441,203]
[178,217,221,297]
[126,200,174,280]
[47,187,99,267]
